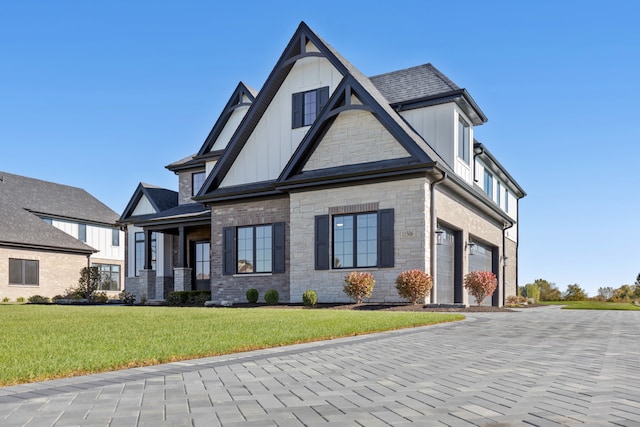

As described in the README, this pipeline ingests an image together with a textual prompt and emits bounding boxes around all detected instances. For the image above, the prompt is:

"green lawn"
[0,304,463,386]
[540,301,640,310]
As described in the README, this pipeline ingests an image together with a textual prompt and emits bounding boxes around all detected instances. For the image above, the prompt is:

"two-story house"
[0,172,125,300]
[119,22,525,306]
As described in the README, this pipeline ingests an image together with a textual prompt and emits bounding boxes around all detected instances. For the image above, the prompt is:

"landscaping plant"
[395,269,433,304]
[464,270,497,305]
[264,289,279,305]
[246,288,259,303]
[343,271,375,304]
[302,289,318,307]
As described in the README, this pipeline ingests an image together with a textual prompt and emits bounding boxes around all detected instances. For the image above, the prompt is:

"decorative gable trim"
[120,183,178,221]
[278,74,434,181]
[196,82,256,156]
[195,22,349,200]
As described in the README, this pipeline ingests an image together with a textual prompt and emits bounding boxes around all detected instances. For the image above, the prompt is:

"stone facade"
[0,247,88,301]
[210,196,290,304]
[290,177,430,303]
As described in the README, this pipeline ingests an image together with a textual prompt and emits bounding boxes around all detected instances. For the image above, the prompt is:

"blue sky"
[1,1,639,296]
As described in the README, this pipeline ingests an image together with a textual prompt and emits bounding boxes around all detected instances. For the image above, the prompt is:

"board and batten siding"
[210,103,251,152]
[49,219,123,261]
[220,50,343,188]
[399,103,456,167]
[131,195,156,216]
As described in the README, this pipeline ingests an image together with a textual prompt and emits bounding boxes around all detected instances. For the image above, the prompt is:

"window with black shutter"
[292,86,329,128]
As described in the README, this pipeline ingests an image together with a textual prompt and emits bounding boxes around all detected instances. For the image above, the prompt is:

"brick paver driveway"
[1,305,639,426]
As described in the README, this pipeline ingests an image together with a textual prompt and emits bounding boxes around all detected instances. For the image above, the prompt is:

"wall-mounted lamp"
[435,228,444,245]
[465,241,476,254]
[501,255,509,266]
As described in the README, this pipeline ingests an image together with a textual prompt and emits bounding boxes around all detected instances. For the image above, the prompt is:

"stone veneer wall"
[0,247,88,301]
[290,177,430,303]
[210,196,290,304]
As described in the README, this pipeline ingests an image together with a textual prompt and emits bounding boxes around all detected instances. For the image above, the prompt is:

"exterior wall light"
[465,241,476,254]
[435,228,444,245]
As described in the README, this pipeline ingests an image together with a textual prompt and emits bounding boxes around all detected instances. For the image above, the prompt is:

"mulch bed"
[228,302,519,312]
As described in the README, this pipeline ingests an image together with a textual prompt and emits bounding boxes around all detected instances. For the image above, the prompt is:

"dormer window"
[457,118,470,163]
[292,87,329,128]
[192,172,206,196]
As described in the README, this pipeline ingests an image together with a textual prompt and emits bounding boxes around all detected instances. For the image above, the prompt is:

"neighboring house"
[0,172,124,300]
[119,22,525,306]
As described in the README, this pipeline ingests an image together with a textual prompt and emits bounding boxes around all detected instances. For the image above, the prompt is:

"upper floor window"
[505,189,510,213]
[78,224,87,242]
[112,228,120,246]
[457,118,470,163]
[192,172,206,196]
[134,232,156,275]
[9,259,39,286]
[292,86,329,128]
[497,182,501,206]
[484,170,494,199]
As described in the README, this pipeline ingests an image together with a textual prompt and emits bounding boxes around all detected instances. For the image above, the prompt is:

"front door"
[192,241,210,291]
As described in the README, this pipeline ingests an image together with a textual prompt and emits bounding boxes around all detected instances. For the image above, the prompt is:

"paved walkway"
[1,306,639,426]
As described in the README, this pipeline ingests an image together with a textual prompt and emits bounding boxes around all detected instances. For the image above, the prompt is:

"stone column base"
[173,268,193,292]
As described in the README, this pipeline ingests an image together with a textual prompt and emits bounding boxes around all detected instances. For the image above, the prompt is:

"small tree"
[395,270,432,304]
[68,267,101,300]
[598,286,615,301]
[524,283,540,303]
[343,272,375,304]
[464,271,497,306]
[536,278,562,301]
[563,283,588,301]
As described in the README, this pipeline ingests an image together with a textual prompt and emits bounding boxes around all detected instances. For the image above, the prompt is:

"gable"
[209,103,251,152]
[219,51,343,188]
[302,107,411,172]
[131,195,156,216]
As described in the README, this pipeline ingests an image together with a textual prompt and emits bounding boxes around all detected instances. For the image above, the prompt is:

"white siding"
[126,226,142,277]
[400,103,455,166]
[220,51,343,187]
[454,109,473,184]
[132,195,156,216]
[49,219,124,261]
[210,105,250,152]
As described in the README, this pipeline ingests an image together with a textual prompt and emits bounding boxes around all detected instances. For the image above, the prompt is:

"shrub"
[264,289,279,305]
[27,295,50,304]
[302,290,318,307]
[505,295,519,307]
[464,270,497,305]
[66,267,101,300]
[343,272,375,304]
[395,270,433,304]
[16,297,25,303]
[246,288,259,304]
[2,297,9,303]
[92,292,109,304]
[166,291,211,307]
[119,291,136,305]
[52,295,64,302]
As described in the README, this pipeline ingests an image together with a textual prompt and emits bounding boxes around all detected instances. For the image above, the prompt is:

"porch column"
[174,226,192,291]
[144,229,153,270]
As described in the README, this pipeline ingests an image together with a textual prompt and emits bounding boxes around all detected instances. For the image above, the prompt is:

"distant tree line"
[519,274,640,303]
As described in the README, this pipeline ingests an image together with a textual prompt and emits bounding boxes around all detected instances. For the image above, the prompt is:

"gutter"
[429,169,447,304]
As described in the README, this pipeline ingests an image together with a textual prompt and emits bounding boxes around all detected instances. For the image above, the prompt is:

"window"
[497,182,501,206]
[9,259,39,286]
[222,223,285,275]
[42,217,52,225]
[78,223,86,242]
[333,213,378,268]
[192,171,206,196]
[314,209,394,270]
[92,263,120,291]
[484,170,494,199]
[112,228,120,246]
[457,118,470,163]
[292,86,329,128]
[194,242,210,281]
[505,189,510,213]
[237,225,272,273]
[134,232,156,275]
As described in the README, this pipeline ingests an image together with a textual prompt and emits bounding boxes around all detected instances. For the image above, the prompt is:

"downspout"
[473,144,484,182]
[502,220,514,306]
[429,170,447,304]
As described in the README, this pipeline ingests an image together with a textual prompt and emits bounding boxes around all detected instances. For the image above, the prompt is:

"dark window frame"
[236,224,273,274]
[9,258,39,286]
[192,171,206,196]
[112,228,120,246]
[332,212,378,269]
[292,86,330,129]
[92,263,121,291]
[222,222,285,275]
[134,231,156,276]
[78,223,87,242]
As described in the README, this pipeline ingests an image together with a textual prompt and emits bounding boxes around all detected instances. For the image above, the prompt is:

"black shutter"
[222,227,235,275]
[317,86,329,113]
[315,215,330,270]
[378,209,394,268]
[292,92,303,128]
[272,222,285,273]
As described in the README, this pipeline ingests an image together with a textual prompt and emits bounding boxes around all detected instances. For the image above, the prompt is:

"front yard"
[0,304,463,386]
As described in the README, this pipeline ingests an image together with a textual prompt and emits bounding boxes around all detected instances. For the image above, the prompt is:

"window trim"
[292,86,329,129]
[236,224,273,274]
[134,231,156,276]
[223,223,285,276]
[332,212,378,269]
[92,263,121,291]
[192,171,206,196]
[9,258,39,286]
